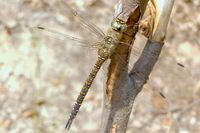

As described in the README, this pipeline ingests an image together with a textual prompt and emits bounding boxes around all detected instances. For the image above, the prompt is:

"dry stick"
[101,0,149,133]
[101,0,175,133]
[131,0,175,131]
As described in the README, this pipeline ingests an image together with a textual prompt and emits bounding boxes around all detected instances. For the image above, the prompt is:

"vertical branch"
[151,0,175,42]
[129,0,175,84]
[101,0,175,133]
[101,0,149,133]
[129,0,175,130]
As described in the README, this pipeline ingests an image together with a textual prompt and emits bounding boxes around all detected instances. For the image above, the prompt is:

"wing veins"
[36,26,101,48]
[59,0,105,39]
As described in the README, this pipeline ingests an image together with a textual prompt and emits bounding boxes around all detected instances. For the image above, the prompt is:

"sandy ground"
[0,0,200,133]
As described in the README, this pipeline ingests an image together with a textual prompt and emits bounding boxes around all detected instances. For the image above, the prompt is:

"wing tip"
[37,26,45,30]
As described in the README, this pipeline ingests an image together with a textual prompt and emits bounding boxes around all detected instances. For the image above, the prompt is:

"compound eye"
[111,18,127,32]
[118,25,126,32]
[116,26,122,32]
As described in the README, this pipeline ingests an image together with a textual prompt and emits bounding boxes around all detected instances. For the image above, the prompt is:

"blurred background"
[0,0,200,133]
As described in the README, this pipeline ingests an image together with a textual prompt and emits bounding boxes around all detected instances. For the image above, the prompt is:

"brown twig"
[101,0,149,133]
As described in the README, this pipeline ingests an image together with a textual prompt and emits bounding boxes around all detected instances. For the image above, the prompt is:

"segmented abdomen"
[65,56,106,129]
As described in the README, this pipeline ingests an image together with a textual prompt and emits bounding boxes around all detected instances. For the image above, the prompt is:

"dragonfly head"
[111,18,127,33]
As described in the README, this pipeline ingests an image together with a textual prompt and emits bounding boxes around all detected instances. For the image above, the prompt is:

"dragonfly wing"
[33,26,101,49]
[117,41,187,71]
[57,0,105,39]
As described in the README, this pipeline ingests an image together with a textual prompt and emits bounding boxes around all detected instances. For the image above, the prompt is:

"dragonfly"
[36,1,131,130]
[36,1,187,131]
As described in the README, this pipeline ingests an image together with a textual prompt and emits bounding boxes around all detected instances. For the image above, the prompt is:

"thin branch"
[101,0,175,133]
[151,0,175,42]
[101,0,149,133]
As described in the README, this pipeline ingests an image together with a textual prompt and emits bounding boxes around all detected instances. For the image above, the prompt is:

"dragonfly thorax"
[98,36,116,59]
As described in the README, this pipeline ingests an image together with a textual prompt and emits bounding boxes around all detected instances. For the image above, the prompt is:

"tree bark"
[100,0,175,133]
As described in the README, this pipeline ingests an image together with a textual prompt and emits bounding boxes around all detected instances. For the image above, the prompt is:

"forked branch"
[101,0,175,133]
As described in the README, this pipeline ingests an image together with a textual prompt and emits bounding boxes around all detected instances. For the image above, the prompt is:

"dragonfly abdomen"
[65,56,106,130]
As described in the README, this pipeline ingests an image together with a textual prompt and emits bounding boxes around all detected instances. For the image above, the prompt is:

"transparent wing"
[57,0,105,39]
[116,41,187,70]
[32,26,101,49]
